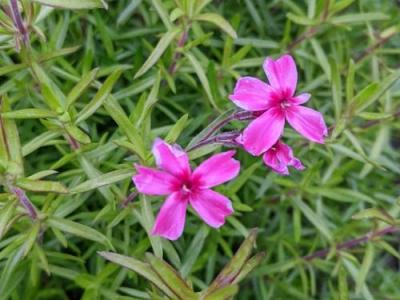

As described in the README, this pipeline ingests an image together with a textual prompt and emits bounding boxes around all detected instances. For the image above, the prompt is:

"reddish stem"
[11,187,37,219]
[9,0,29,45]
[303,226,399,261]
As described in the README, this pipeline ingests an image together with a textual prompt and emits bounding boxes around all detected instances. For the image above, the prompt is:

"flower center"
[280,100,291,110]
[181,181,193,193]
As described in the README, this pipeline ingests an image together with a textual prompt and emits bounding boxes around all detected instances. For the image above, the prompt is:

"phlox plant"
[0,1,400,300]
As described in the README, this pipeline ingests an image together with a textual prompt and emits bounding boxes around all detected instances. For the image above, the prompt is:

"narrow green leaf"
[310,39,331,81]
[150,0,173,30]
[287,13,317,25]
[330,58,342,120]
[338,262,349,300]
[22,132,61,157]
[292,196,333,241]
[48,217,113,249]
[207,229,258,293]
[146,253,197,300]
[180,226,209,278]
[330,13,388,24]
[195,13,237,38]
[33,0,108,9]
[70,169,133,193]
[204,285,239,300]
[16,178,68,194]
[0,64,26,76]
[31,63,64,110]
[1,109,57,119]
[165,114,189,143]
[185,52,219,110]
[352,208,396,225]
[138,195,163,258]
[65,124,91,144]
[350,71,400,113]
[232,252,266,284]
[21,222,41,257]
[346,59,355,103]
[75,69,122,124]
[103,97,146,159]
[134,28,180,79]
[66,68,99,109]
[356,243,374,294]
[0,201,16,239]
[98,251,174,298]
[136,71,161,127]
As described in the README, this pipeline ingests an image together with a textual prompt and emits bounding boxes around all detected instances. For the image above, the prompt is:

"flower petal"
[289,93,311,105]
[285,106,328,144]
[192,151,240,188]
[263,54,298,97]
[263,150,289,175]
[152,138,191,178]
[151,192,188,240]
[133,165,179,195]
[263,141,305,175]
[242,107,285,155]
[229,77,275,111]
[190,189,233,228]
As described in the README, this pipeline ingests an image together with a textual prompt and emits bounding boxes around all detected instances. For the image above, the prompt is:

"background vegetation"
[0,0,399,299]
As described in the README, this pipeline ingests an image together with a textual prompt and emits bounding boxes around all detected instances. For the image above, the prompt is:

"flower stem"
[168,28,189,75]
[198,110,255,144]
[120,191,138,208]
[9,0,29,46]
[11,187,37,219]
[303,225,399,261]
[187,131,241,152]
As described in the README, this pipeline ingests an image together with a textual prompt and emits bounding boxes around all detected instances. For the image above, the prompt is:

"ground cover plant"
[0,0,400,299]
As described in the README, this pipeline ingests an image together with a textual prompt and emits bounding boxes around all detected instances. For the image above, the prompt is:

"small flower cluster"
[132,54,328,240]
[230,54,327,175]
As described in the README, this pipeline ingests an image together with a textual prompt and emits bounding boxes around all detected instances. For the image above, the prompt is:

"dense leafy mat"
[0,0,399,299]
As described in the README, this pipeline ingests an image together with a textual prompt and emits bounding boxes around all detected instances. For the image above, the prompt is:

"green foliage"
[0,0,399,299]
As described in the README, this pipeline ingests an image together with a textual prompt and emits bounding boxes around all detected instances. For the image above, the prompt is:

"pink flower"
[229,54,327,156]
[132,138,240,240]
[263,141,304,175]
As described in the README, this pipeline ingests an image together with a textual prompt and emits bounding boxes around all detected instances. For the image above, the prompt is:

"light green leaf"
[134,28,180,79]
[48,217,113,249]
[356,243,374,294]
[33,0,108,9]
[185,52,219,110]
[70,169,133,193]
[180,226,209,278]
[204,285,239,300]
[292,196,333,241]
[310,39,331,81]
[165,114,189,143]
[352,208,396,225]
[75,69,122,124]
[98,251,174,298]
[66,68,99,109]
[1,109,57,119]
[150,0,173,29]
[146,253,197,299]
[330,13,388,25]
[16,178,68,194]
[65,124,91,144]
[195,13,237,38]
[207,229,258,294]
[103,97,145,160]
[350,71,400,113]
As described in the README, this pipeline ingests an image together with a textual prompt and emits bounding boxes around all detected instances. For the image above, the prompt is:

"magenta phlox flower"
[263,140,304,175]
[132,138,240,240]
[229,54,327,156]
